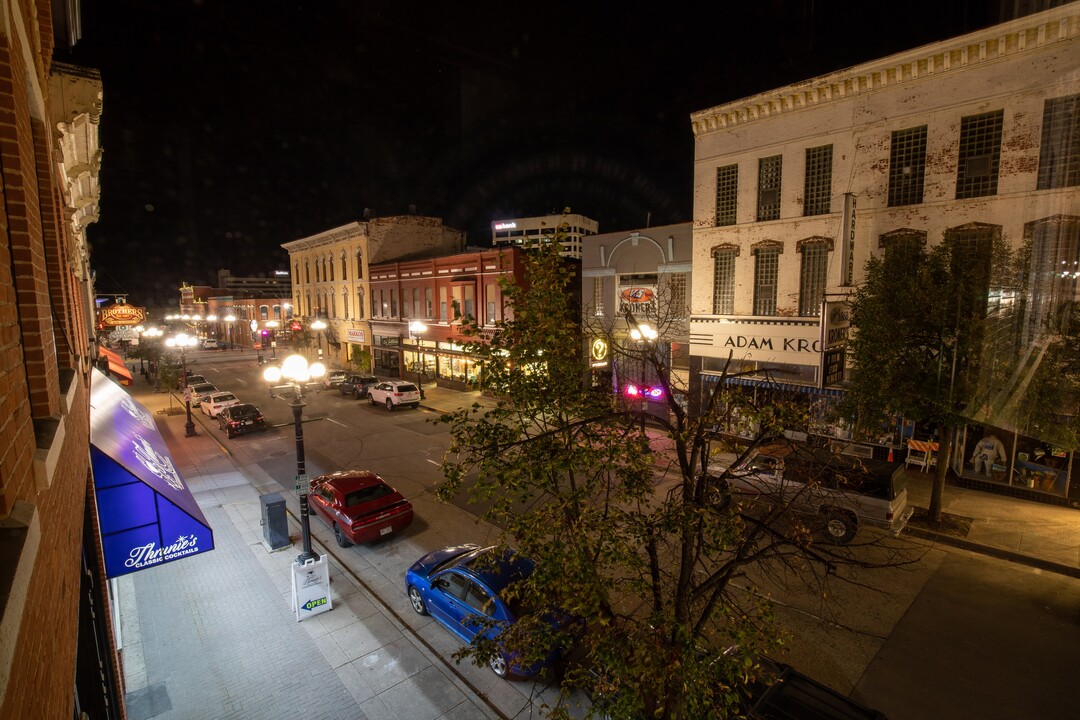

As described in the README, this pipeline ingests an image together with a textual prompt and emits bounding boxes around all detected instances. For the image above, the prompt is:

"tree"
[436,236,917,718]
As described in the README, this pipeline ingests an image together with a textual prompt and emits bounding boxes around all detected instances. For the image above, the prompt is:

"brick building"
[1,1,121,717]
[368,247,526,388]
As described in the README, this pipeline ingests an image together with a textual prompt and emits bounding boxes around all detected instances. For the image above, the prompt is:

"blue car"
[406,544,559,678]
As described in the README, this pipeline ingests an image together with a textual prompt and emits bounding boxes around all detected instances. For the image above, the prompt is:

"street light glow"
[310,319,326,331]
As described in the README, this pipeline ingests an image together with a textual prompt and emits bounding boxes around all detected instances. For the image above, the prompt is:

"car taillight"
[394,392,402,396]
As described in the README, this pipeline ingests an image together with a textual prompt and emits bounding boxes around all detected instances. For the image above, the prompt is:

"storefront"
[372,334,401,377]
[952,422,1076,503]
[402,338,480,390]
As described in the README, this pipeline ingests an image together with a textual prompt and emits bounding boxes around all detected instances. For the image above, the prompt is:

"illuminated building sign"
[99,303,147,327]
[620,288,654,303]
[589,337,610,369]
[493,221,517,231]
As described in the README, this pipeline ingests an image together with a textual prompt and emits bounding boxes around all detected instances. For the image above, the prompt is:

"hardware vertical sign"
[841,193,857,286]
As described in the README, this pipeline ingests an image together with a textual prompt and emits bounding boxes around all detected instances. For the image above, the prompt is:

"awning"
[97,346,134,386]
[89,368,214,578]
[706,374,845,398]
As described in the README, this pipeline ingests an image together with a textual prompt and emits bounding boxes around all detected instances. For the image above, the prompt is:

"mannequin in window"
[970,432,1006,476]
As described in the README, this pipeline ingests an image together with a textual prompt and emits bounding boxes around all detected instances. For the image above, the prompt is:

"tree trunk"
[929,424,952,522]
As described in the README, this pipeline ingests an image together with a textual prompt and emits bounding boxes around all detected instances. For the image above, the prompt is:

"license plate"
[380,526,392,536]
[243,420,252,425]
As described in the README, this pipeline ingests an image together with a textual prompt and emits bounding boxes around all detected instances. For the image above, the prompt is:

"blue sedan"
[406,544,556,678]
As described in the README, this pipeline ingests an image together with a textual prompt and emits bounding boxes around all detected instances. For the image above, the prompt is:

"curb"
[902,525,1080,579]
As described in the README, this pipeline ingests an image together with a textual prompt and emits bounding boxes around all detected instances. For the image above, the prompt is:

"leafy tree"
[436,236,916,718]
[349,344,372,373]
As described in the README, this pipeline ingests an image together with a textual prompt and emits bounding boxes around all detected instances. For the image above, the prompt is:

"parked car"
[217,403,268,438]
[368,380,421,410]
[308,471,413,547]
[339,373,379,399]
[177,373,206,389]
[712,444,913,543]
[188,382,217,407]
[200,338,219,349]
[200,391,241,417]
[406,544,570,678]
[323,370,348,390]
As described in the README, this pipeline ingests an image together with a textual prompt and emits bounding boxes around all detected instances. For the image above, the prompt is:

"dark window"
[757,155,782,221]
[799,242,830,316]
[463,582,495,615]
[1037,94,1080,190]
[712,248,736,315]
[439,572,469,600]
[716,164,739,226]
[888,126,928,206]
[753,246,780,315]
[343,483,393,507]
[956,110,1004,199]
[803,145,832,216]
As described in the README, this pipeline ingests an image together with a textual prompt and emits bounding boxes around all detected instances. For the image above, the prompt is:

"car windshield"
[343,483,393,507]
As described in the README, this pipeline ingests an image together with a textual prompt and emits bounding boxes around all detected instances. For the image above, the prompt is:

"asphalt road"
[187,351,1080,719]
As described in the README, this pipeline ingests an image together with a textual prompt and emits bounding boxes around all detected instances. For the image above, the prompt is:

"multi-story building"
[215,267,292,298]
[283,215,465,368]
[368,247,525,386]
[688,5,1079,501]
[581,223,693,414]
[176,282,290,349]
[1,4,123,716]
[491,211,598,259]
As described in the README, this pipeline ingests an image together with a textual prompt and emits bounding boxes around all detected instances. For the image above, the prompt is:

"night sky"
[61,0,1006,307]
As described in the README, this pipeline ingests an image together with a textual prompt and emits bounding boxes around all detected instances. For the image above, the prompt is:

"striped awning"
[98,346,134,386]
[712,374,844,398]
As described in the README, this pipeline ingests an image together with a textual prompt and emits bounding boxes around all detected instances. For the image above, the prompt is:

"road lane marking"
[426,459,441,466]
[326,418,348,428]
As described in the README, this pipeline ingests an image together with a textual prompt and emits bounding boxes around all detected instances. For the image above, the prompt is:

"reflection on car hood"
[408,544,481,579]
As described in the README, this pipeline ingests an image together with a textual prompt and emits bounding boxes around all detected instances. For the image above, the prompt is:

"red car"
[308,471,414,547]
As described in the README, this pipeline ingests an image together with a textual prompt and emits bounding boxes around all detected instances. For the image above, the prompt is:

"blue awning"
[90,368,214,578]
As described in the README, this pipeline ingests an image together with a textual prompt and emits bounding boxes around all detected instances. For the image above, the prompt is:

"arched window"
[343,289,350,319]
[710,244,740,315]
[357,288,365,319]
[340,251,347,281]
[356,250,363,279]
[305,261,310,284]
[314,259,320,283]
[294,263,300,286]
[750,241,783,316]
[796,237,833,317]
[329,255,335,282]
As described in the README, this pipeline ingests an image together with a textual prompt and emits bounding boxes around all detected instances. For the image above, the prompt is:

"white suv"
[201,391,240,417]
[368,381,421,411]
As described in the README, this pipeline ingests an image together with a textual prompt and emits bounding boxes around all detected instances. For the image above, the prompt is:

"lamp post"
[310,319,327,362]
[629,322,657,449]
[263,354,327,564]
[408,320,428,400]
[224,314,236,349]
[266,320,280,360]
[141,327,163,390]
[166,332,199,437]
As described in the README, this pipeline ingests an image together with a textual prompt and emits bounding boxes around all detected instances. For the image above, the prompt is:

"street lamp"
[408,320,428,400]
[310,319,327,361]
[629,322,658,449]
[224,314,236,349]
[165,332,199,437]
[263,354,327,564]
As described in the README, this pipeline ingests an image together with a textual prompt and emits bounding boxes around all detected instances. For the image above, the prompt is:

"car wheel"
[705,476,732,510]
[333,523,353,548]
[386,398,394,411]
[353,389,360,399]
[225,428,235,439]
[407,586,428,615]
[821,509,858,544]
[368,394,376,406]
[489,654,509,678]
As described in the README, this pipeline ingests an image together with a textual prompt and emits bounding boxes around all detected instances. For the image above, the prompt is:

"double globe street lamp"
[263,354,326,564]
[165,332,199,437]
[408,320,427,400]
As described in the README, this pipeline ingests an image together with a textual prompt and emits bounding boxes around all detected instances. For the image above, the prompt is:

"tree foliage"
[436,235,917,718]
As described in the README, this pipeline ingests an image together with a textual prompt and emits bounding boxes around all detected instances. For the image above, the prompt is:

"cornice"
[281,222,367,251]
[690,5,1079,136]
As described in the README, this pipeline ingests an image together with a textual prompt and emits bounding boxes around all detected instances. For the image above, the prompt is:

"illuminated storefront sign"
[590,337,609,368]
[620,288,654,303]
[99,303,147,327]
[346,329,367,343]
[493,221,517,231]
[90,368,214,577]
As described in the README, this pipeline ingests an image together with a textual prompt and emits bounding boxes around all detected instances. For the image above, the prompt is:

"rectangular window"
[956,110,1004,199]
[712,249,736,315]
[425,287,434,318]
[799,244,829,316]
[592,277,605,316]
[715,164,739,226]
[753,247,780,316]
[888,126,928,206]
[803,145,832,216]
[1037,94,1080,190]
[756,155,782,221]
[413,288,421,318]
[463,286,475,320]
[485,284,499,324]
[439,287,448,322]
[669,272,687,318]
[389,289,398,317]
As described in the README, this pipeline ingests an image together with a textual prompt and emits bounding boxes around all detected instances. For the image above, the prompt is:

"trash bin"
[260,493,289,550]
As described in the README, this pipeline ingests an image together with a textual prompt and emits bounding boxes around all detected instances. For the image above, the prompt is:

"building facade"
[1,3,121,716]
[688,5,1079,500]
[581,223,693,414]
[491,211,598,259]
[368,247,525,388]
[283,215,465,369]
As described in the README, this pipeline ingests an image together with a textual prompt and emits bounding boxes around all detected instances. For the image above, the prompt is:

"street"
[157,351,1080,719]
